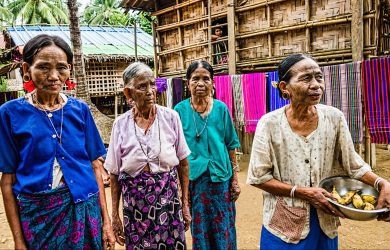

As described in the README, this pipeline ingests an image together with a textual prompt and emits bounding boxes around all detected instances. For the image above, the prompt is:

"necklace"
[133,106,161,167]
[34,94,64,144]
[192,108,209,143]
[190,97,209,113]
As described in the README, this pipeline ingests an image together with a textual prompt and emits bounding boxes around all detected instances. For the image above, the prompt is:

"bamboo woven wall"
[154,0,381,77]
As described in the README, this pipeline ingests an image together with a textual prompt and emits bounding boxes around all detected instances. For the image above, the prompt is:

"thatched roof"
[5,25,154,61]
[120,0,174,12]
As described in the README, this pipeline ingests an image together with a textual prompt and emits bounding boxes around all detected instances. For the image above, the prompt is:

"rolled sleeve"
[0,106,18,173]
[337,113,372,179]
[247,118,274,185]
[104,119,122,175]
[223,106,240,150]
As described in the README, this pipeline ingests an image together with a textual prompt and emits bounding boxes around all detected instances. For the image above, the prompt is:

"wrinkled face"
[215,28,223,37]
[284,58,325,106]
[125,71,156,110]
[23,45,71,96]
[188,67,213,98]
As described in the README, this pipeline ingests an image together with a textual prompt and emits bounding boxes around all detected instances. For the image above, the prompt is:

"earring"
[282,92,290,100]
[23,74,31,83]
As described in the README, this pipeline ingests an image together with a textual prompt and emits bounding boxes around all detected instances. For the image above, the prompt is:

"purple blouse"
[105,105,191,177]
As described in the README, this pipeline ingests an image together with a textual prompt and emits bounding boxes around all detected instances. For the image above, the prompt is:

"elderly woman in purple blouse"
[105,62,191,249]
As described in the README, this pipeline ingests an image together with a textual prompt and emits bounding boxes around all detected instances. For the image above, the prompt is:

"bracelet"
[374,177,384,192]
[231,161,238,171]
[290,185,297,198]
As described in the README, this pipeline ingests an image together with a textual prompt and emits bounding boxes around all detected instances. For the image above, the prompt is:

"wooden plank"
[208,0,212,63]
[227,0,236,73]
[152,0,204,16]
[305,0,311,52]
[152,22,159,77]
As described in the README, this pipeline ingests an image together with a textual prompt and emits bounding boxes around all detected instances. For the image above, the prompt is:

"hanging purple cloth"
[172,78,183,107]
[156,78,168,93]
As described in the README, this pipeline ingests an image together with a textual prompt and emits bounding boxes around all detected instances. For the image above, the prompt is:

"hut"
[0,25,154,116]
[121,0,390,164]
[121,0,390,77]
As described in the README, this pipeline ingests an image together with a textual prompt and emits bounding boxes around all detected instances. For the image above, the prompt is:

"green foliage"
[0,0,13,24]
[0,77,8,92]
[81,0,153,35]
[7,0,68,25]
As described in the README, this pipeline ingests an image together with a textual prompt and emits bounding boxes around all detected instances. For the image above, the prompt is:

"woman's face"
[215,28,223,37]
[126,71,156,111]
[188,67,213,98]
[23,45,71,97]
[283,58,325,106]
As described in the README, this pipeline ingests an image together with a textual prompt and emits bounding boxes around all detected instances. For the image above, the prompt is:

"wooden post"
[152,22,159,77]
[134,22,138,61]
[305,0,311,52]
[267,5,272,57]
[352,0,374,165]
[114,93,118,119]
[207,0,212,63]
[176,0,185,70]
[227,0,236,74]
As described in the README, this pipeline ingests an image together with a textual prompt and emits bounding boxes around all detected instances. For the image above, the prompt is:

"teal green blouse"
[174,99,240,182]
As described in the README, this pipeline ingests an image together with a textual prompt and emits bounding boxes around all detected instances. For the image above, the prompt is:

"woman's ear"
[22,62,30,75]
[278,81,288,92]
[123,87,132,101]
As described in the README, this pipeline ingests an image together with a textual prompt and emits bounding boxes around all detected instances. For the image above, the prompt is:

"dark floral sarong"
[119,169,186,250]
[190,171,237,250]
[17,186,102,250]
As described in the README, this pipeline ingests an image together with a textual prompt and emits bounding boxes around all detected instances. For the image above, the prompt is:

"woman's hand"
[182,201,192,231]
[296,187,345,218]
[112,213,125,246]
[230,175,241,202]
[102,222,116,250]
[377,181,390,221]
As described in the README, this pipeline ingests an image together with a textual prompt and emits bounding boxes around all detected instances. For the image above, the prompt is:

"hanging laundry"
[214,75,233,118]
[232,75,245,128]
[362,57,390,144]
[242,73,267,133]
[172,78,183,107]
[156,78,168,93]
[166,78,173,109]
[266,71,289,112]
[321,62,364,144]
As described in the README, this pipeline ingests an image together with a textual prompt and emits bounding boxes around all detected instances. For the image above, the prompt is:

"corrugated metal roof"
[6,25,154,59]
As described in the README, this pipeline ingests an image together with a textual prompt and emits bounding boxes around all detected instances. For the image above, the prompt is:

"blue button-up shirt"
[0,96,106,203]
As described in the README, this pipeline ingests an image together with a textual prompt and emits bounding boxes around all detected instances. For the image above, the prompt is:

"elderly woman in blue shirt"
[174,60,241,250]
[0,35,115,249]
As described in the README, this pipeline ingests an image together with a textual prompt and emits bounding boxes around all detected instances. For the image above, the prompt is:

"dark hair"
[23,34,73,65]
[277,53,316,97]
[186,60,214,81]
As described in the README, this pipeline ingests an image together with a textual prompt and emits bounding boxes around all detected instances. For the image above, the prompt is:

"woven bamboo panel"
[161,54,181,72]
[272,29,307,56]
[311,24,351,51]
[238,35,269,60]
[310,0,351,20]
[237,0,266,6]
[183,23,207,46]
[86,61,127,96]
[159,11,177,26]
[238,7,268,33]
[183,47,208,69]
[271,0,306,27]
[160,30,180,50]
[181,1,204,20]
[211,0,227,13]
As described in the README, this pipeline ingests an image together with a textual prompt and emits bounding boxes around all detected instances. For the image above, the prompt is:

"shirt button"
[61,157,65,160]
[48,184,52,187]
[305,159,309,164]
[52,134,57,138]
[70,180,74,183]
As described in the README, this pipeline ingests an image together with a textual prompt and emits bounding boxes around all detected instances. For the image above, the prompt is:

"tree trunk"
[67,0,113,144]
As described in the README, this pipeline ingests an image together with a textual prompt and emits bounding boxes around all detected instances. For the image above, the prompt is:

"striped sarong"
[214,75,233,118]
[266,71,289,112]
[232,75,245,128]
[321,62,364,144]
[362,57,390,144]
[242,73,267,133]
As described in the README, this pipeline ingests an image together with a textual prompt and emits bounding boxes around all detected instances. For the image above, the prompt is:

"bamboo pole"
[156,11,227,32]
[235,0,286,13]
[267,5,272,57]
[305,0,311,52]
[158,37,228,56]
[176,0,185,70]
[227,0,236,74]
[134,22,138,61]
[152,22,158,77]
[151,0,204,16]
[208,0,212,63]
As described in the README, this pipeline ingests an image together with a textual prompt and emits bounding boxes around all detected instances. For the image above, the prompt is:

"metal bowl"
[319,176,389,221]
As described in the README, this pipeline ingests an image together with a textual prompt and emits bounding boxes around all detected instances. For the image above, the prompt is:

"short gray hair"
[122,62,153,87]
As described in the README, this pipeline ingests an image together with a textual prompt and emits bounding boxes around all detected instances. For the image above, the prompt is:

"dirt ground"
[0,145,390,249]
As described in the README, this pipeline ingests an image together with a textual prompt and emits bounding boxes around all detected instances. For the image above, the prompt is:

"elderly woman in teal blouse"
[174,60,240,250]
